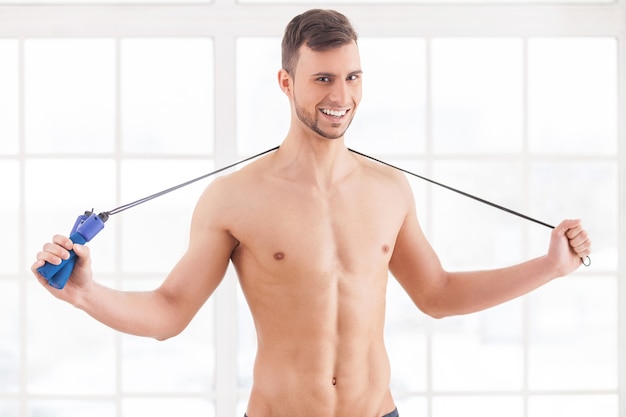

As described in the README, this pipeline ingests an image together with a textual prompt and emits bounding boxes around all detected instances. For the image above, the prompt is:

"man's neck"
[274,134,357,190]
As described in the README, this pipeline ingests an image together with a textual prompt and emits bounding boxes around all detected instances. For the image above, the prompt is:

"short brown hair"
[281,9,358,75]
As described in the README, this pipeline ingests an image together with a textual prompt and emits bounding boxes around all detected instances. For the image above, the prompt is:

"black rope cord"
[101,145,590,267]
[348,149,554,228]
[104,146,280,216]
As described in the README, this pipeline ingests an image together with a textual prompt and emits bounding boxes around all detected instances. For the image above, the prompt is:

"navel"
[273,252,285,260]
[332,377,337,386]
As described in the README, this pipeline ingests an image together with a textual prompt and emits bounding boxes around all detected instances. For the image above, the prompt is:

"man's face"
[288,42,362,140]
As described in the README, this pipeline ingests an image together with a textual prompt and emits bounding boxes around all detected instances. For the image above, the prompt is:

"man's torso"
[217,152,411,417]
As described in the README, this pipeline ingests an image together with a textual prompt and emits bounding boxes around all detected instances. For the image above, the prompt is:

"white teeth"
[321,108,347,117]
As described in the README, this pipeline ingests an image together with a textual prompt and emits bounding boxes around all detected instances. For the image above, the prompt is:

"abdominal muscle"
[237,259,396,417]
[247,338,394,417]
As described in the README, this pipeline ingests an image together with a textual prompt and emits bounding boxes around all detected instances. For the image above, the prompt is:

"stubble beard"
[294,96,353,141]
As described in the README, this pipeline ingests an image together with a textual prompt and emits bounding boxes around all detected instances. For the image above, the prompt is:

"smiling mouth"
[320,108,348,118]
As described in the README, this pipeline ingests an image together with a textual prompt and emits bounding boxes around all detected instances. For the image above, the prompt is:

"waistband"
[244,407,399,417]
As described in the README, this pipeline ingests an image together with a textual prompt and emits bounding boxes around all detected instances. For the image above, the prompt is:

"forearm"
[73,281,182,340]
[432,255,560,317]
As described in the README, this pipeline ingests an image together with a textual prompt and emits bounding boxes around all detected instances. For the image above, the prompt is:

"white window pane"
[24,159,117,275]
[236,37,287,155]
[528,395,618,417]
[119,159,213,273]
[394,397,428,417]
[122,399,215,417]
[529,276,618,390]
[0,161,19,274]
[237,269,256,390]
[0,402,18,416]
[432,38,523,154]
[433,396,524,417]
[122,279,215,393]
[29,400,115,417]
[121,38,214,155]
[0,39,18,154]
[348,38,426,155]
[24,39,115,154]
[528,38,617,155]
[237,401,248,417]
[0,282,19,393]
[385,277,428,392]
[432,300,524,391]
[431,161,525,269]
[27,280,117,395]
[529,161,618,269]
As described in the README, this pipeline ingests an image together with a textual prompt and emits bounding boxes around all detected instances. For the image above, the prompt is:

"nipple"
[382,244,390,253]
[273,252,285,260]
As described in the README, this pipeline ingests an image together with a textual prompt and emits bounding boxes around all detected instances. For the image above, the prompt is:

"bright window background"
[0,40,18,155]
[24,39,116,154]
[1,3,622,417]
[121,38,215,155]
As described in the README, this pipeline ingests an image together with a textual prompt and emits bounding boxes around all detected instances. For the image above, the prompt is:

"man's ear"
[277,69,293,96]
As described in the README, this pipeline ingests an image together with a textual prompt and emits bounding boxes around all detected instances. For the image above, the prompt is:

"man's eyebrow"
[310,70,363,77]
[311,72,334,78]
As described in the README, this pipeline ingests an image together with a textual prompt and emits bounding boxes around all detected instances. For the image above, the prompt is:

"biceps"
[389,213,446,310]
[157,228,235,324]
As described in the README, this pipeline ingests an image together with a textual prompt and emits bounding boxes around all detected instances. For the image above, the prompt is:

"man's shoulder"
[353,151,410,186]
[213,151,274,185]
[199,153,275,209]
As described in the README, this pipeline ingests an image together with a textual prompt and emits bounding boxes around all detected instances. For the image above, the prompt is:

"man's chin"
[314,124,351,141]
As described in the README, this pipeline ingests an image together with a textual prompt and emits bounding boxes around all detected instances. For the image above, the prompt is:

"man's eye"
[317,76,331,82]
[348,74,359,81]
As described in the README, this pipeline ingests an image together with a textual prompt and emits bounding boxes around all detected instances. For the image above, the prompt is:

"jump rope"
[38,146,590,289]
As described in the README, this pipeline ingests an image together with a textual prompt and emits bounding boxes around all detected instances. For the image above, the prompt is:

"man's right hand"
[32,235,94,304]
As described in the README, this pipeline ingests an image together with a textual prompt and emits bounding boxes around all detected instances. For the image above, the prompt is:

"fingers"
[558,219,592,258]
[31,235,77,271]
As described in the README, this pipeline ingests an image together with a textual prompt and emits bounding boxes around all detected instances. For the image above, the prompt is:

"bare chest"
[229,184,405,277]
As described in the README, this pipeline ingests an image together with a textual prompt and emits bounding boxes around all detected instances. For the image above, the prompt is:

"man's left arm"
[389,209,591,318]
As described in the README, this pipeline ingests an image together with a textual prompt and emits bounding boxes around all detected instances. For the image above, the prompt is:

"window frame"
[1,1,623,416]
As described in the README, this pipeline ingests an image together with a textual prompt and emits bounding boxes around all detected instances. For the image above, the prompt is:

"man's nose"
[328,81,349,104]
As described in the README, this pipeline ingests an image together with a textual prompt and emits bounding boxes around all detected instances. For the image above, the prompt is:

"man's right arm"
[31,178,238,340]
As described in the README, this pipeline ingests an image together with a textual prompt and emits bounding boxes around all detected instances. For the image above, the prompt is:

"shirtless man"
[32,9,591,417]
